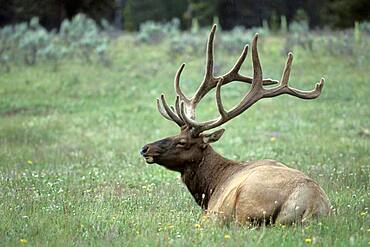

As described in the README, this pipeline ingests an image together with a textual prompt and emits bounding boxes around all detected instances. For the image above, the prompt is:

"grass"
[0,33,369,246]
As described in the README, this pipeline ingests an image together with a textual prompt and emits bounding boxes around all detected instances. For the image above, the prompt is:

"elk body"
[140,25,331,225]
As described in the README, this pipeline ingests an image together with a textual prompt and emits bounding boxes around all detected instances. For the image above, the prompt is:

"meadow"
[0,25,369,246]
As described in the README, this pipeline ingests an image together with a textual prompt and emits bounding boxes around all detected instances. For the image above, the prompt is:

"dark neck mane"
[181,146,241,209]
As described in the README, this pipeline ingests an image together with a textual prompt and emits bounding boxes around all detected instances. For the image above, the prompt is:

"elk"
[140,25,331,225]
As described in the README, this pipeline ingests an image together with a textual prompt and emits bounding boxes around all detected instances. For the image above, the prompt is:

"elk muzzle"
[140,144,158,164]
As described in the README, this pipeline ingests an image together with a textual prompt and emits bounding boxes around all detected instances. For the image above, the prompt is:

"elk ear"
[202,129,225,145]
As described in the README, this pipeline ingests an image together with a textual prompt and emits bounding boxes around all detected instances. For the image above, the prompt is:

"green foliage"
[191,18,201,34]
[269,11,280,33]
[0,31,368,246]
[0,14,112,71]
[137,19,180,44]
[284,20,313,53]
[283,20,370,67]
[122,0,187,31]
[354,21,361,43]
[60,14,110,64]
[169,31,203,55]
[220,26,253,53]
[136,20,271,57]
[187,0,217,26]
[289,20,309,34]
[1,0,369,31]
[359,21,370,33]
[262,19,269,33]
[18,17,52,65]
[137,22,168,44]
[322,0,370,28]
[0,26,14,71]
[293,8,309,23]
[123,0,135,31]
[321,30,370,65]
[280,16,288,34]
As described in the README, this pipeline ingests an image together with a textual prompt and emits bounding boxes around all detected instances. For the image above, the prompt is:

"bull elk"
[140,25,331,225]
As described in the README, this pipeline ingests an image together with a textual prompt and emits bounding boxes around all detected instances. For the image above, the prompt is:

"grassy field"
[0,32,369,246]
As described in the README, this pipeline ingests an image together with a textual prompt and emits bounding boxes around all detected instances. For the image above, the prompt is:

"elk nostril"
[140,145,149,155]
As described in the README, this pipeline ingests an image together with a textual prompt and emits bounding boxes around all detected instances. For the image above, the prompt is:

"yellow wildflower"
[224,234,231,239]
[166,224,174,230]
[19,239,28,244]
[201,215,209,222]
[194,223,201,228]
[270,136,276,142]
[305,238,312,244]
[27,160,33,165]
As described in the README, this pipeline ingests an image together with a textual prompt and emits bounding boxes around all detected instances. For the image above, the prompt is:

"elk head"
[141,126,225,172]
[141,24,324,172]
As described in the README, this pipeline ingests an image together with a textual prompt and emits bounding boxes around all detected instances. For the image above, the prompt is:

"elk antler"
[157,25,324,136]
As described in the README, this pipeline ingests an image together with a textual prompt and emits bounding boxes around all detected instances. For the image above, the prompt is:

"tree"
[322,0,370,28]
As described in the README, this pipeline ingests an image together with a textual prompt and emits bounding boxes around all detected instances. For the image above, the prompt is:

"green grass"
[0,34,369,246]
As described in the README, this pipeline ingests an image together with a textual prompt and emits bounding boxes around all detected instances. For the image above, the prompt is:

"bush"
[0,26,15,71]
[321,31,370,65]
[18,17,52,65]
[60,14,110,64]
[220,26,252,53]
[283,20,313,53]
[359,21,370,34]
[137,19,180,44]
[168,32,204,55]
[0,14,112,71]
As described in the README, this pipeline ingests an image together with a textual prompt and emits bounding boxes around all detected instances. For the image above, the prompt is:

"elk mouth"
[140,145,161,164]
[144,156,155,164]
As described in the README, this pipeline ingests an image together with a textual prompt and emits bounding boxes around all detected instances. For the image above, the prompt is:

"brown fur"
[141,127,331,225]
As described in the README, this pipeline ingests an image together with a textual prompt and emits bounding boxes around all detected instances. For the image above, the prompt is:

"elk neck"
[180,145,242,209]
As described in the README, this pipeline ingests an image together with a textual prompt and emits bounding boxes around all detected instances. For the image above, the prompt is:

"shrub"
[0,26,14,71]
[220,26,252,53]
[322,31,370,65]
[0,13,112,70]
[137,19,180,44]
[60,14,110,64]
[18,17,52,65]
[168,32,204,55]
[283,20,313,53]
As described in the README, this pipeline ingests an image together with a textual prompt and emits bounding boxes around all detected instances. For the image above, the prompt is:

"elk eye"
[176,139,187,147]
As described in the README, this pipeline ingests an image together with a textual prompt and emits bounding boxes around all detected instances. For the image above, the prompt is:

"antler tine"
[168,28,218,123]
[281,52,293,86]
[190,34,266,135]
[190,27,278,113]
[223,44,249,82]
[215,78,227,118]
[204,24,217,81]
[165,25,219,124]
[250,34,263,89]
[158,94,184,126]
[263,53,325,99]
[179,101,204,128]
[174,95,184,122]
[189,24,218,108]
[174,63,190,104]
[156,98,172,121]
[222,42,277,86]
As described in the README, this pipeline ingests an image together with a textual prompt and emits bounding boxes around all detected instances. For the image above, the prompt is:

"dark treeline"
[0,0,369,30]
